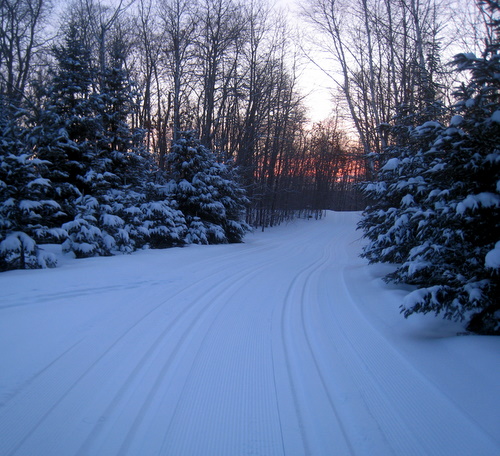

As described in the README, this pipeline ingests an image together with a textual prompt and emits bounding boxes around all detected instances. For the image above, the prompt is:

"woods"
[1,0,498,333]
[299,0,499,334]
[1,0,364,270]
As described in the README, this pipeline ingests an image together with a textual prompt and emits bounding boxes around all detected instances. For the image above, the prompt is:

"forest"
[1,0,499,332]
[0,0,366,268]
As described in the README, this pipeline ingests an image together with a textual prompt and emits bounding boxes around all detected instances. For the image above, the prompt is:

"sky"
[298,59,336,124]
[273,0,484,125]
[274,0,337,124]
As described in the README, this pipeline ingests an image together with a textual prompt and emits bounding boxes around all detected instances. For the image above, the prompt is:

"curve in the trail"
[0,212,498,456]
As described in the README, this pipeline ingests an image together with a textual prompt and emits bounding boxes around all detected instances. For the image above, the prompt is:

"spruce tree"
[398,2,500,334]
[95,33,188,251]
[0,100,63,270]
[98,33,145,189]
[167,131,249,244]
[359,0,500,334]
[30,22,98,219]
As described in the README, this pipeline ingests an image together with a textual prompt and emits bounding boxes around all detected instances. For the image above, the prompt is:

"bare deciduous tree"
[158,0,197,142]
[302,0,450,164]
[195,0,247,149]
[0,0,51,106]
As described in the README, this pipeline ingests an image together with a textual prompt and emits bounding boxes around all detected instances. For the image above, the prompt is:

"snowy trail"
[0,212,499,455]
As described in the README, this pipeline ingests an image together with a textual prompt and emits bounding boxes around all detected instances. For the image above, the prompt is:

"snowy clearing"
[0,211,499,456]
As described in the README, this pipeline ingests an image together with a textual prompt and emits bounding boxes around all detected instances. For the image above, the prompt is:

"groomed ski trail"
[0,212,498,455]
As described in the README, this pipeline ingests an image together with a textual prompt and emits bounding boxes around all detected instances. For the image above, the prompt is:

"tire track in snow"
[3,212,495,455]
[296,215,396,455]
[0,241,278,311]
[303,212,499,455]
[276,251,325,455]
[75,273,250,455]
[330,266,500,456]
[154,244,307,456]
[0,239,292,455]
[0,339,83,408]
[302,214,435,454]
[298,242,356,456]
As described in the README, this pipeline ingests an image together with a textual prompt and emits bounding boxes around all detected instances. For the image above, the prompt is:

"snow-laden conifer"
[0,100,63,270]
[167,131,249,244]
[399,40,500,334]
[30,22,97,221]
[359,0,500,334]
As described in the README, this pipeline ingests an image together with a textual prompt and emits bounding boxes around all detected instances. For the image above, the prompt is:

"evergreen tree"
[30,22,98,219]
[137,183,188,249]
[359,114,449,265]
[359,0,500,334]
[167,131,249,244]
[0,100,63,270]
[94,33,187,252]
[29,22,112,257]
[399,6,500,333]
[98,33,146,189]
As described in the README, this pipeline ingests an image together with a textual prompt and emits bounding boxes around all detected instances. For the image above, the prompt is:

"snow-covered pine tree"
[32,23,149,257]
[0,99,64,271]
[98,32,146,189]
[95,33,188,252]
[138,183,188,249]
[359,114,450,265]
[29,22,114,258]
[167,131,249,244]
[70,32,148,256]
[359,83,448,265]
[30,21,97,221]
[397,1,500,334]
[360,0,500,334]
[359,29,449,265]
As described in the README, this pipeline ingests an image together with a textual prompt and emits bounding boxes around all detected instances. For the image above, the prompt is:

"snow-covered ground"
[0,211,498,456]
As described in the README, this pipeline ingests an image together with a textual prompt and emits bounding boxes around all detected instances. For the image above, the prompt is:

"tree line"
[0,0,365,270]
[127,0,367,224]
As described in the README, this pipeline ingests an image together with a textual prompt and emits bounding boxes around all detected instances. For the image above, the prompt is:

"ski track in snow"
[0,212,499,456]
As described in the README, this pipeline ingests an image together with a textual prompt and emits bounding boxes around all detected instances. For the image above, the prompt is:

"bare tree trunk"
[196,0,246,149]
[158,0,197,143]
[83,0,131,88]
[0,0,48,106]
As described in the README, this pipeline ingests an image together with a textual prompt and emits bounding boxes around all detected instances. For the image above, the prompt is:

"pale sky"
[274,0,336,124]
[298,58,336,124]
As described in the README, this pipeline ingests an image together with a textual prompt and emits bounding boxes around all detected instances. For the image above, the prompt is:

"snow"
[0,212,499,455]
[19,200,43,211]
[465,98,475,108]
[27,178,51,188]
[401,194,414,206]
[418,120,441,130]
[456,192,500,214]
[101,214,125,228]
[450,115,463,126]
[381,157,399,171]
[485,241,500,269]
[0,232,36,253]
[491,110,500,123]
